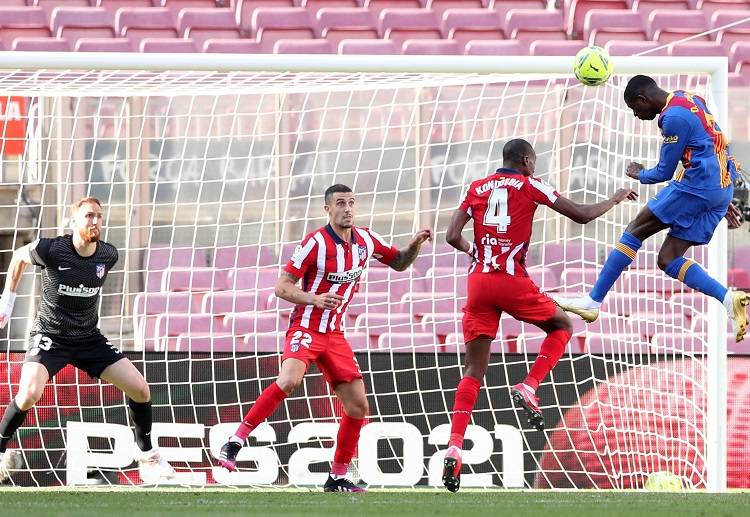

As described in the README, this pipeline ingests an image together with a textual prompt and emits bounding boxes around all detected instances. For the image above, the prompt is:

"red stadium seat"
[464,39,526,55]
[650,332,706,353]
[377,331,437,351]
[425,266,467,297]
[117,7,178,39]
[712,10,750,51]
[505,9,566,44]
[584,332,649,354]
[627,312,689,339]
[161,267,229,292]
[0,7,51,48]
[731,41,750,82]
[75,37,133,51]
[203,38,263,52]
[156,0,220,17]
[51,7,114,42]
[403,39,462,54]
[253,7,317,53]
[318,8,378,47]
[347,292,391,320]
[338,38,399,53]
[622,269,682,294]
[132,291,202,350]
[354,313,413,339]
[223,312,283,333]
[152,314,221,351]
[584,9,646,46]
[12,37,70,51]
[604,39,667,55]
[213,245,276,269]
[647,10,709,44]
[243,332,286,352]
[631,0,695,17]
[226,267,280,292]
[420,312,462,337]
[365,0,424,21]
[275,38,334,52]
[528,265,560,291]
[668,292,710,316]
[530,40,586,56]
[362,267,425,301]
[173,333,243,352]
[442,8,505,44]
[237,0,297,34]
[180,8,241,46]
[536,241,599,279]
[202,291,267,314]
[427,0,484,17]
[300,0,360,16]
[400,292,459,316]
[140,37,197,51]
[380,8,441,45]
[698,0,750,16]
[668,41,727,56]
[603,292,670,317]
[143,246,208,292]
[561,267,599,289]
[566,0,628,38]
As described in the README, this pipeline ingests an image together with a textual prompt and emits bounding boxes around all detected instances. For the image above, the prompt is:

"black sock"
[127,399,153,452]
[0,401,28,453]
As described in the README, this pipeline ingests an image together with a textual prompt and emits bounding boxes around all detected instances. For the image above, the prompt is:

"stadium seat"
[345,331,371,351]
[604,39,668,55]
[143,246,208,292]
[668,41,726,56]
[173,333,241,352]
[117,7,177,40]
[464,39,527,55]
[317,8,378,47]
[603,292,670,316]
[731,41,750,80]
[712,10,750,51]
[538,241,599,279]
[420,312,462,337]
[161,267,229,292]
[529,40,586,56]
[252,7,317,53]
[12,37,70,51]
[156,0,221,17]
[51,7,114,42]
[213,245,277,269]
[0,7,51,48]
[365,0,424,20]
[237,0,296,35]
[152,313,220,351]
[442,8,505,44]
[647,10,709,44]
[566,0,629,39]
[668,292,709,316]
[698,0,750,16]
[202,291,267,314]
[561,266,599,289]
[504,9,566,44]
[584,332,648,354]
[362,267,425,302]
[377,331,437,351]
[96,0,153,12]
[223,311,283,333]
[275,38,334,53]
[338,38,399,53]
[650,332,706,353]
[413,242,469,271]
[729,267,750,289]
[622,269,682,294]
[133,291,203,350]
[75,37,133,51]
[380,8,441,45]
[426,0,485,18]
[403,39,462,54]
[300,0,360,15]
[203,38,263,52]
[354,313,413,340]
[347,292,390,320]
[689,314,732,336]
[400,291,458,316]
[179,8,241,46]
[226,267,280,292]
[584,9,647,46]
[243,331,286,352]
[140,38,197,52]
[425,267,467,297]
[528,265,559,291]
[631,0,695,17]
[627,312,688,339]
[731,243,750,272]
[516,332,551,354]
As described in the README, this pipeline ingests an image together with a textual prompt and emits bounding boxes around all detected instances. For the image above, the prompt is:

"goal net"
[0,54,732,490]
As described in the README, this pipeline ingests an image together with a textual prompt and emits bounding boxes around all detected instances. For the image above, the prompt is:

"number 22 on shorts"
[290,331,312,353]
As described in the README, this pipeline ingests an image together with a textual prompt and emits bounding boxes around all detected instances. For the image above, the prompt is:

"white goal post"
[0,52,729,491]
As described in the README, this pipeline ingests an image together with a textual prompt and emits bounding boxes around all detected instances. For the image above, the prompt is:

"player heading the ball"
[218,184,433,492]
[0,197,175,484]
[441,139,637,493]
[557,75,749,342]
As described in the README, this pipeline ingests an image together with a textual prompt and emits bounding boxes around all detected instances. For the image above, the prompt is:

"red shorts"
[282,326,363,387]
[462,272,557,343]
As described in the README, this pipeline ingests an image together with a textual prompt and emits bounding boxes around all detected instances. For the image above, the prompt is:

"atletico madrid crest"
[96,264,106,279]
[358,245,367,262]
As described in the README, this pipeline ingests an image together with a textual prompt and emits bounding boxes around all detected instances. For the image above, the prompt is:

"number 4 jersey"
[459,168,559,276]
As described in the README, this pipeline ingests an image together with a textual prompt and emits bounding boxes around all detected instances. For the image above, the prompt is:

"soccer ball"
[573,46,613,87]
[644,471,683,491]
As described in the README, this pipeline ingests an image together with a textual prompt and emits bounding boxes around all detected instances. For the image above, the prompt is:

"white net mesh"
[0,64,726,488]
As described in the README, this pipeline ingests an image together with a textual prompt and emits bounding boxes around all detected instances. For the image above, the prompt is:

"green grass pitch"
[1,488,749,517]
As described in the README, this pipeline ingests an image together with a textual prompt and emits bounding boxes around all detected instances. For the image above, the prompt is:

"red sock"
[234,382,287,441]
[448,376,482,448]
[525,329,570,391]
[331,414,366,476]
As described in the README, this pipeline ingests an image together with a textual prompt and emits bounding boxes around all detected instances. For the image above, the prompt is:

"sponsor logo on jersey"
[58,266,71,271]
[358,245,367,262]
[326,266,363,284]
[480,234,512,246]
[58,284,101,297]
[96,264,106,279]
[475,177,524,195]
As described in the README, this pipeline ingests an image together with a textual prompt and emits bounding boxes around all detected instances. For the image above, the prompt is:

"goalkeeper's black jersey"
[29,235,118,338]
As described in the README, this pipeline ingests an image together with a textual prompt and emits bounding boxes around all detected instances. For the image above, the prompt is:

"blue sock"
[664,257,728,302]
[590,232,642,303]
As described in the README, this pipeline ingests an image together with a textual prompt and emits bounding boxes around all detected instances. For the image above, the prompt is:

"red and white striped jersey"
[459,168,559,276]
[284,224,398,333]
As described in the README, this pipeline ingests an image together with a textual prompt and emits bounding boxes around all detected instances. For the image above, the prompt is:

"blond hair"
[71,196,102,214]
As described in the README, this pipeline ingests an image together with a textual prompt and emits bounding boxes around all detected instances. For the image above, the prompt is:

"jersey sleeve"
[639,111,691,184]
[527,177,560,207]
[284,235,318,280]
[369,229,399,265]
[29,238,54,268]
[458,187,473,216]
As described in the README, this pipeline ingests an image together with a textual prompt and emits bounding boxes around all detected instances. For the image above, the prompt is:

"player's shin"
[525,328,571,390]
[232,382,288,443]
[664,257,727,302]
[0,400,28,453]
[448,376,481,449]
[331,414,366,477]
[590,232,642,303]
[127,399,153,452]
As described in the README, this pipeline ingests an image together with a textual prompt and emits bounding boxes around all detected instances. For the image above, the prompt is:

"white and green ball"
[643,471,683,491]
[573,45,614,86]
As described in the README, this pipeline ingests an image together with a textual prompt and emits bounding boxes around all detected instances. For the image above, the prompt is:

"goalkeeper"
[558,75,748,340]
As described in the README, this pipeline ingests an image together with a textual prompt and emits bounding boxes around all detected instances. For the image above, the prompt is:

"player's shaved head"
[624,75,658,103]
[503,139,536,171]
[324,184,353,206]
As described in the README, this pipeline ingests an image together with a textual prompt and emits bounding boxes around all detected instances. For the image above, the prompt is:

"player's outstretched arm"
[626,114,689,184]
[550,189,638,224]
[445,210,473,258]
[0,241,36,328]
[388,229,433,272]
[274,272,343,310]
